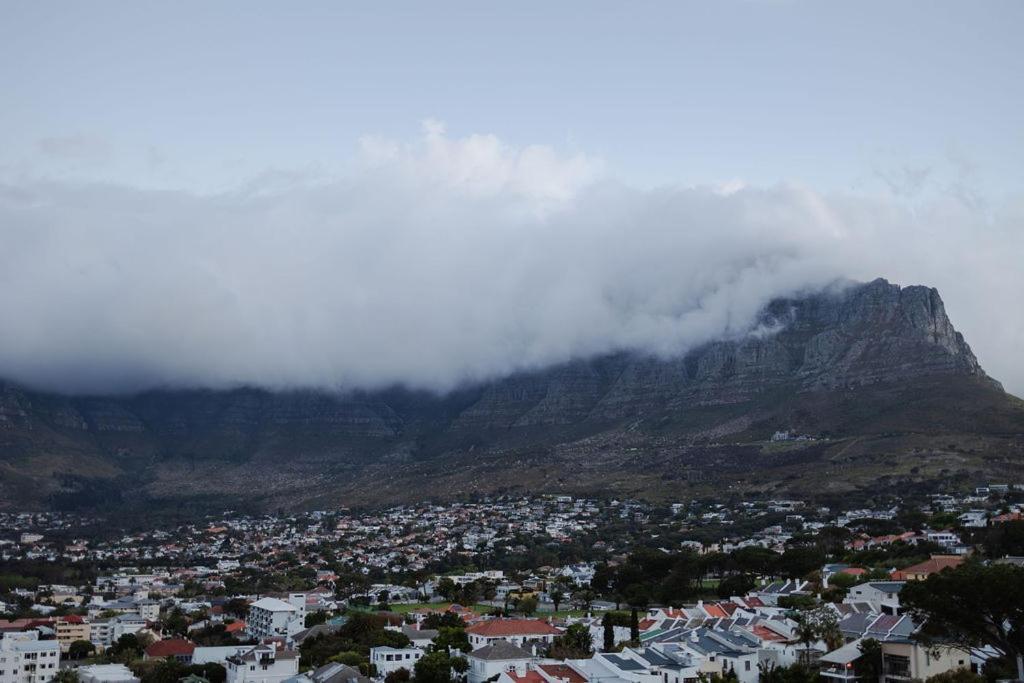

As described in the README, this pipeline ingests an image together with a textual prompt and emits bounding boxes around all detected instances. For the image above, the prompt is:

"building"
[89,614,147,651]
[465,620,562,649]
[54,616,90,653]
[246,599,303,640]
[76,664,140,683]
[369,646,423,678]
[845,582,905,615]
[0,630,61,683]
[226,645,299,683]
[144,638,195,663]
[890,556,964,581]
[466,642,534,683]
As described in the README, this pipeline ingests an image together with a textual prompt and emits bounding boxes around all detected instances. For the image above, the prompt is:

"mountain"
[1,278,1022,513]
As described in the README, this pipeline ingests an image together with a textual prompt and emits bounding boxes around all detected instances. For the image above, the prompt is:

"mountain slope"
[1,278,1022,512]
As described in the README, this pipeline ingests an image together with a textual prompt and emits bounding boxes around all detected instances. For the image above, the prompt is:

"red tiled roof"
[743,597,765,607]
[891,555,964,580]
[840,568,867,576]
[750,625,787,642]
[225,621,246,633]
[146,639,195,658]
[637,619,657,631]
[466,619,562,637]
[59,615,86,624]
[539,665,587,683]
[506,672,546,683]
[702,603,728,618]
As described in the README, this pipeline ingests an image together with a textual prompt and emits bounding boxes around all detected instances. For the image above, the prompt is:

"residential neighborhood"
[1,488,1023,683]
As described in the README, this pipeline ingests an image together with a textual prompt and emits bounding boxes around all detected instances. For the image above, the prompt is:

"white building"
[370,646,423,678]
[225,645,299,683]
[467,642,534,683]
[77,664,140,683]
[89,614,147,651]
[845,582,905,615]
[247,598,304,640]
[0,631,61,683]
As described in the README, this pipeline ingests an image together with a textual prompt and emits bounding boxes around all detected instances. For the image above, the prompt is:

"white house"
[845,582,905,615]
[0,631,61,683]
[225,645,299,683]
[465,620,561,650]
[247,598,304,640]
[467,642,534,683]
[370,646,423,678]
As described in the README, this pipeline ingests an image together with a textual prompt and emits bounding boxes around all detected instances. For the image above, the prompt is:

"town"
[1,488,1022,683]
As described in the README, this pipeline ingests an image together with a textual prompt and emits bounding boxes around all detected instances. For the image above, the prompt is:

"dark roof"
[469,642,533,661]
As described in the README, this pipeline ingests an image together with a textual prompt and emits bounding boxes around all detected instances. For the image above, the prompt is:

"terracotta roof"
[891,555,964,580]
[750,625,787,642]
[466,619,561,637]
[539,664,587,683]
[742,597,765,607]
[637,619,657,631]
[59,616,86,624]
[506,672,545,683]
[225,621,246,633]
[840,568,867,576]
[146,639,195,658]
[702,603,728,618]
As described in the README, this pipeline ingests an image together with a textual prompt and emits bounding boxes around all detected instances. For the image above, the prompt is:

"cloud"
[1,123,1022,396]
[35,134,112,162]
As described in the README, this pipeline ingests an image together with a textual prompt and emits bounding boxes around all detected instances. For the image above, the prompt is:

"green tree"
[548,623,593,659]
[517,595,538,616]
[68,639,96,660]
[413,651,456,683]
[629,608,640,643]
[855,638,882,683]
[902,563,1024,681]
[551,588,564,613]
[53,670,80,683]
[603,613,615,652]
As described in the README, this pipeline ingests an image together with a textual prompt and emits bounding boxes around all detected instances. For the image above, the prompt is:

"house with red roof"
[466,619,562,649]
[144,638,196,663]
[890,555,964,581]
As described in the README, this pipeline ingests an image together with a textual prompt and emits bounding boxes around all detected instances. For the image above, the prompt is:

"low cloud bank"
[2,123,1021,395]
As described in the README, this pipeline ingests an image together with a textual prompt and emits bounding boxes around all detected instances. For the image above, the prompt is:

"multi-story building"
[89,614,147,651]
[0,631,61,683]
[225,645,298,683]
[246,598,303,640]
[370,646,423,678]
[54,616,90,653]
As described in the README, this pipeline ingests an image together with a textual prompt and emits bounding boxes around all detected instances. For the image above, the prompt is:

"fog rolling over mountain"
[0,278,1021,512]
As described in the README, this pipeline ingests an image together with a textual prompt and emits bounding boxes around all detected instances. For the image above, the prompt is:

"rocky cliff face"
[0,278,1017,511]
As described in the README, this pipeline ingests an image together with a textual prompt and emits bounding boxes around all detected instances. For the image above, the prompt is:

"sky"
[1,1,1022,396]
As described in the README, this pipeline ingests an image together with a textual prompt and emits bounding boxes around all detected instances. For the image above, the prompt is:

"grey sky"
[1,1,1022,395]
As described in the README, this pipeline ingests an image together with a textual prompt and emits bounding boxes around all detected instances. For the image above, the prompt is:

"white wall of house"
[0,631,61,683]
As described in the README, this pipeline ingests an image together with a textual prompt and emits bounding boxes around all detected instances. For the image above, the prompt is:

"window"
[745,661,751,671]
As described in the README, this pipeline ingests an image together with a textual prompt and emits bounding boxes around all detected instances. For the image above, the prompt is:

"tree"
[717,574,755,599]
[572,589,595,612]
[53,671,79,683]
[378,589,391,611]
[517,595,538,616]
[855,638,883,683]
[431,627,471,653]
[551,589,564,613]
[902,563,1024,681]
[385,670,411,683]
[603,613,615,652]
[549,623,593,659]
[436,578,458,603]
[413,651,456,683]
[68,639,96,660]
[305,611,328,628]
[629,608,640,644]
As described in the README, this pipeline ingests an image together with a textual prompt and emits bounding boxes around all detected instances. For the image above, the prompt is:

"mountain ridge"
[1,278,1021,512]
